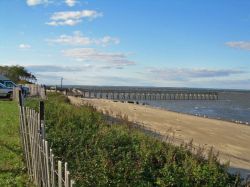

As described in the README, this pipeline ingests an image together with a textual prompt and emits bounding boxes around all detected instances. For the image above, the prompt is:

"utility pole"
[61,77,63,89]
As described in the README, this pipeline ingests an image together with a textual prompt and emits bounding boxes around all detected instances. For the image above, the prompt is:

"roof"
[0,74,10,81]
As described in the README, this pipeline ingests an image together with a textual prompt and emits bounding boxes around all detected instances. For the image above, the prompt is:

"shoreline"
[139,101,250,126]
[68,96,250,178]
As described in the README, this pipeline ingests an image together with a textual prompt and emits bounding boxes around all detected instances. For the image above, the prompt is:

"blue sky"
[1,0,250,89]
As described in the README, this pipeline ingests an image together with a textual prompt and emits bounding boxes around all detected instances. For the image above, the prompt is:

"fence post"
[18,90,23,106]
[39,101,45,139]
[44,85,47,96]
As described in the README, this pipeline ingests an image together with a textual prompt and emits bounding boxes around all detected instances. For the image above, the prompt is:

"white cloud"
[19,44,31,49]
[95,36,120,46]
[65,0,76,7]
[26,0,48,6]
[47,31,120,46]
[46,19,81,26]
[63,48,135,67]
[46,10,102,26]
[226,41,250,51]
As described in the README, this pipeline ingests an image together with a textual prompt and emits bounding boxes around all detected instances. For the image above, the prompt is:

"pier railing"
[70,88,219,100]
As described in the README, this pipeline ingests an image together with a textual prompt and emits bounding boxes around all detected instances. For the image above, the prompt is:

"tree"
[0,65,36,83]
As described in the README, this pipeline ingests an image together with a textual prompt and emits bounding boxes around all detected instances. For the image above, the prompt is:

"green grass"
[0,101,30,186]
[26,93,242,186]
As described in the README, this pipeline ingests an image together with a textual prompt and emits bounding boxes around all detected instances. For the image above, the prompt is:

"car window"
[5,81,15,88]
[5,82,14,87]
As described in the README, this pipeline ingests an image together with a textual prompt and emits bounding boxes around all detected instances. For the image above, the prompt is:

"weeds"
[25,93,242,186]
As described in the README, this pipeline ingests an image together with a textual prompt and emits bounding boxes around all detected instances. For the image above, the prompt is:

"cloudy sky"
[1,0,250,89]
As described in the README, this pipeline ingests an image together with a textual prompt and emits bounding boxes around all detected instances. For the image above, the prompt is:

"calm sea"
[145,91,250,124]
[70,86,250,124]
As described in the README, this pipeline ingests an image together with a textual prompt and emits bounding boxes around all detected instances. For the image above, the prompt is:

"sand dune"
[68,96,250,178]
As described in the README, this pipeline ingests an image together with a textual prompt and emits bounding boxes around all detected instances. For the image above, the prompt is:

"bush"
[26,93,241,186]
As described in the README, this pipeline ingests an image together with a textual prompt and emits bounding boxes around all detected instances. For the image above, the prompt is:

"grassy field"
[0,100,30,186]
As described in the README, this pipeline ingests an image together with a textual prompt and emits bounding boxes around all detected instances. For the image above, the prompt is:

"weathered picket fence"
[18,91,75,186]
[24,84,47,99]
[13,84,47,101]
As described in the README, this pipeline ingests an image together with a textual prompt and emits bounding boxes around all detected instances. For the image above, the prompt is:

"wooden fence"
[18,92,75,186]
[24,84,47,99]
[13,87,22,102]
[13,84,47,101]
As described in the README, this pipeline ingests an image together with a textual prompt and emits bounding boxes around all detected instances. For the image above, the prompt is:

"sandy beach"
[68,96,250,177]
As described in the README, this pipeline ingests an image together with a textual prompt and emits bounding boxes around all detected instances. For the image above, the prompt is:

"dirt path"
[68,96,250,178]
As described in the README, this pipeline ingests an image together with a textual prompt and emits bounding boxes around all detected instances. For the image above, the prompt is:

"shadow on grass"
[0,168,25,175]
[0,97,12,101]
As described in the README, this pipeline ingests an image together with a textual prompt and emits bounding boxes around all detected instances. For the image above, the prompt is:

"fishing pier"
[73,88,219,101]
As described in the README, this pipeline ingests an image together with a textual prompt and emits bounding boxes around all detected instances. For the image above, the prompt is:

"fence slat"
[25,107,33,179]
[39,134,44,186]
[45,141,51,187]
[43,139,48,187]
[50,150,55,187]
[36,113,42,187]
[33,111,38,185]
[65,162,69,187]
[58,161,62,187]
[29,109,35,181]
[19,106,31,177]
[70,180,75,187]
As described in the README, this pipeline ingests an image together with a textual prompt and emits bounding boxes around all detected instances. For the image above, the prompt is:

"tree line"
[0,65,36,83]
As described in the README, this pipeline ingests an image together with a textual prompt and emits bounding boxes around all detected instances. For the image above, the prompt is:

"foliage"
[26,93,241,186]
[0,101,32,186]
[0,65,36,83]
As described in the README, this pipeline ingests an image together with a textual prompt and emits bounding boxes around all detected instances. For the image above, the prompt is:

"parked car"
[0,75,29,96]
[0,83,13,98]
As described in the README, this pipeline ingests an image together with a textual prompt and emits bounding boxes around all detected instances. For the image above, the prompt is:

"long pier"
[73,88,219,100]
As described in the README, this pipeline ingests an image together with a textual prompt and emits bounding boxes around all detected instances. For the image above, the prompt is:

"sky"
[0,0,250,89]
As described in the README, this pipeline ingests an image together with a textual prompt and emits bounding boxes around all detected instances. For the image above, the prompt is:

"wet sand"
[68,96,250,178]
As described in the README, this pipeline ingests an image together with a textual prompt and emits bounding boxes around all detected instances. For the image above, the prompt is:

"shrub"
[26,93,241,186]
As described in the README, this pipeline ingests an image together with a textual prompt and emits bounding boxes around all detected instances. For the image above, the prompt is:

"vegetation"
[0,101,31,186]
[0,65,36,83]
[26,93,241,186]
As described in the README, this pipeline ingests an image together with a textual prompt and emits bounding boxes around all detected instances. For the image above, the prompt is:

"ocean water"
[71,86,250,124]
[145,91,250,124]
